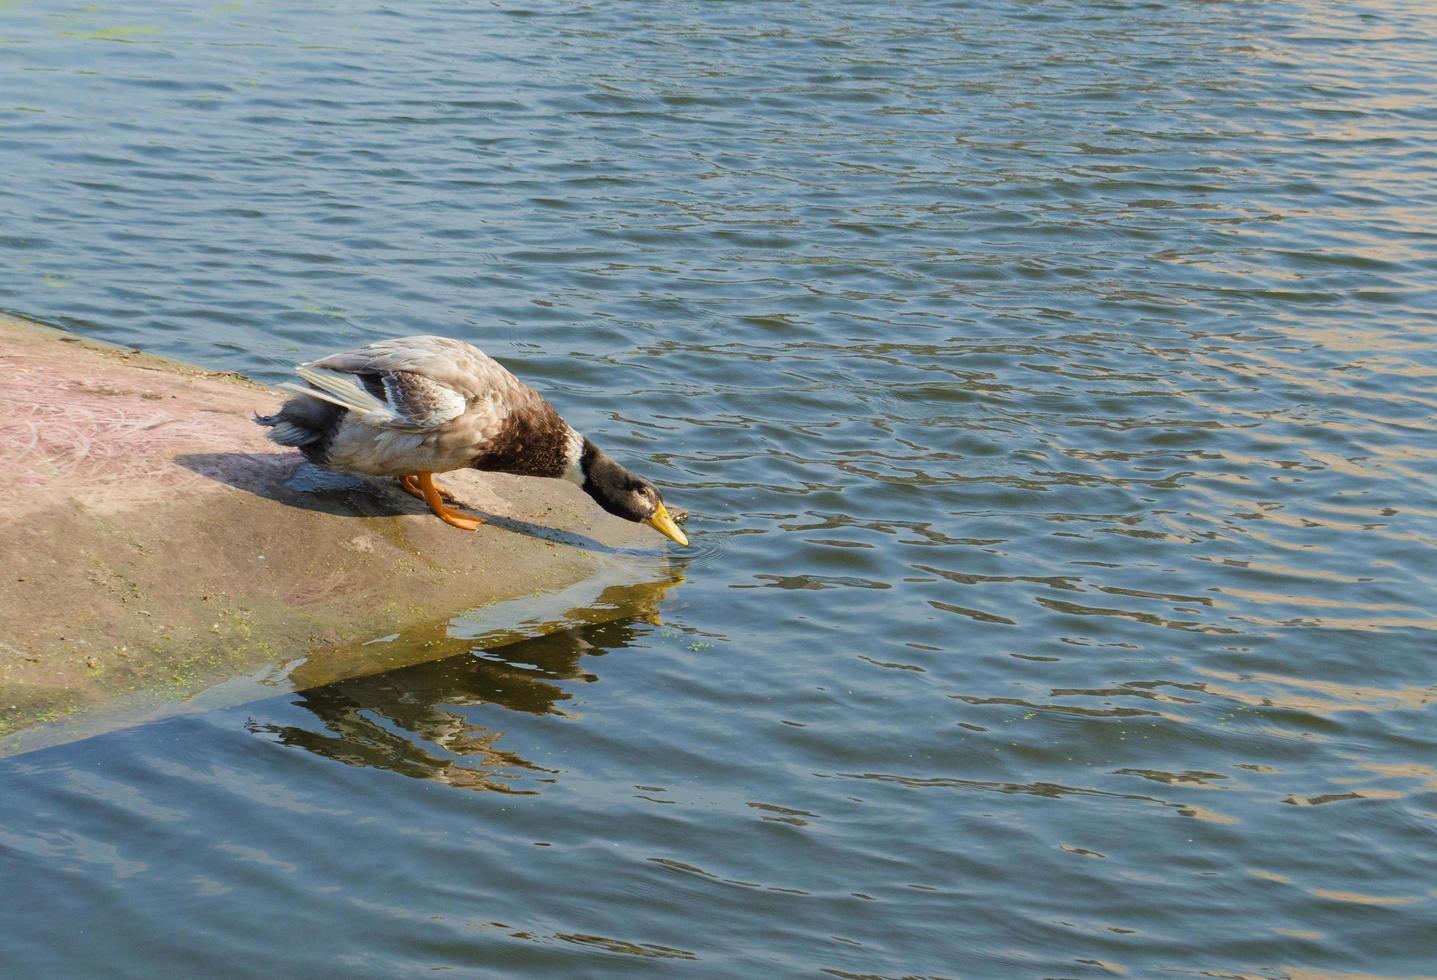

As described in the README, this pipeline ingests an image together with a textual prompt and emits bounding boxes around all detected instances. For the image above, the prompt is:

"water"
[2,0,1435,974]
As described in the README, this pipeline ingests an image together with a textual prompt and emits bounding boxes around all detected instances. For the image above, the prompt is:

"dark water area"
[3,0,1436,975]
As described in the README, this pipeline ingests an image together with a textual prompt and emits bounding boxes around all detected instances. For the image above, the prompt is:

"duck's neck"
[574,439,640,515]
[571,437,635,497]
[560,427,588,486]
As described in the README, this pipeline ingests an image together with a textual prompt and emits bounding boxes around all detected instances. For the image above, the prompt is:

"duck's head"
[580,441,688,546]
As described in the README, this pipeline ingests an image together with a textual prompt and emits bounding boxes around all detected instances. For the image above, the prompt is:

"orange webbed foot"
[411,471,484,531]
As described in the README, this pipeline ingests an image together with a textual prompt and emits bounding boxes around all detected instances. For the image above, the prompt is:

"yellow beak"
[647,501,689,546]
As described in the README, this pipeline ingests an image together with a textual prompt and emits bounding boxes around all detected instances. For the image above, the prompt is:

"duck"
[255,335,688,545]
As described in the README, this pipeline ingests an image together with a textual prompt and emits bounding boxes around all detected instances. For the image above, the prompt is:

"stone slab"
[0,314,680,755]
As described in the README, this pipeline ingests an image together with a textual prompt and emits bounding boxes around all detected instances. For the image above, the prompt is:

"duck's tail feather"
[255,412,323,448]
[254,391,344,460]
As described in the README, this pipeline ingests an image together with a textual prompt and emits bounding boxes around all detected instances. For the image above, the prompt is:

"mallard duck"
[255,335,687,545]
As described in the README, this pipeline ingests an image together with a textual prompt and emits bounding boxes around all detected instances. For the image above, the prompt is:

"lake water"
[2,1,1435,975]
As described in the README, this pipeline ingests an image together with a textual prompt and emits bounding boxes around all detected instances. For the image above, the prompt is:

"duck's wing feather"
[307,336,519,400]
[286,336,520,432]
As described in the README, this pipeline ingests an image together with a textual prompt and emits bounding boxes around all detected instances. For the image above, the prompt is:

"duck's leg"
[398,473,444,499]
[413,471,483,531]
[399,472,467,502]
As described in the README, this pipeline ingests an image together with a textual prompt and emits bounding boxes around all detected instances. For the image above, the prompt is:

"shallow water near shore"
[2,0,1436,975]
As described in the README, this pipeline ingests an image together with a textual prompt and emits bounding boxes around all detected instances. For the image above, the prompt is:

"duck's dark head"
[580,440,688,546]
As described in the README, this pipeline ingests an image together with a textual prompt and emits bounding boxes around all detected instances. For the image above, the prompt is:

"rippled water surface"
[3,1,1436,975]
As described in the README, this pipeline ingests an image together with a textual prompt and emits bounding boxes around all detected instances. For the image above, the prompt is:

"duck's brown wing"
[290,336,522,432]
[307,336,522,403]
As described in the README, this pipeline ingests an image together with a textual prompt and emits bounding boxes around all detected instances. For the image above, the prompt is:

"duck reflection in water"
[246,578,678,793]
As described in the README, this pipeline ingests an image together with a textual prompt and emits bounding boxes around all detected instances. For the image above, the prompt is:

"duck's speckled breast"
[466,393,576,479]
